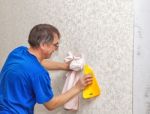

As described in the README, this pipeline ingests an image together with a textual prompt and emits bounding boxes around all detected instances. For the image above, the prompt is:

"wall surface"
[0,0,133,114]
[134,0,150,114]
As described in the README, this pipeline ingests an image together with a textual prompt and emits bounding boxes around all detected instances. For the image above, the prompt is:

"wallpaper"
[0,0,133,114]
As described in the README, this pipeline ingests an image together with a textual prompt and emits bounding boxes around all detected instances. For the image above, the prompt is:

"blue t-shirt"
[0,46,54,114]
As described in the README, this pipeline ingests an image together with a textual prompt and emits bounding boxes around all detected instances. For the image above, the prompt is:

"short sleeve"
[31,72,54,104]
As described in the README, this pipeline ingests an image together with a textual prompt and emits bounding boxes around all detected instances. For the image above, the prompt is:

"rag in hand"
[62,52,85,111]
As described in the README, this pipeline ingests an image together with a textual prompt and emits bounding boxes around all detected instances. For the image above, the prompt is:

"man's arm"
[44,75,92,111]
[41,60,70,70]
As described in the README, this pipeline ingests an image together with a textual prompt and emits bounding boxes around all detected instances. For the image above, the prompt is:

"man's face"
[40,33,60,59]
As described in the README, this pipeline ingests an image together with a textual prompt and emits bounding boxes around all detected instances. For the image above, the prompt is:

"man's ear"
[39,43,45,50]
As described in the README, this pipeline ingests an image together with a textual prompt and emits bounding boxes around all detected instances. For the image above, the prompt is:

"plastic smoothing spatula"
[82,64,101,99]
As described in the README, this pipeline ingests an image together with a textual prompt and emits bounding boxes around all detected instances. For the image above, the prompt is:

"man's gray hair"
[28,24,60,48]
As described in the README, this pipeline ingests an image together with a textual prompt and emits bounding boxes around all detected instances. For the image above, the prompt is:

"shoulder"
[8,46,28,58]
[10,46,27,53]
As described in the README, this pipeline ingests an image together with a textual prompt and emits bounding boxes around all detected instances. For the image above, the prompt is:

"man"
[0,24,92,114]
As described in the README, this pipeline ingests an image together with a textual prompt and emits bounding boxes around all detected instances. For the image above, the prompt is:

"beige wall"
[0,0,133,114]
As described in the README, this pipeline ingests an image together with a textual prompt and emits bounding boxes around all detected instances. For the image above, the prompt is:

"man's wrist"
[74,85,82,93]
[63,63,71,70]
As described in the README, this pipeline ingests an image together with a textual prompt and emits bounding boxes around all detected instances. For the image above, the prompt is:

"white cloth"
[62,52,84,111]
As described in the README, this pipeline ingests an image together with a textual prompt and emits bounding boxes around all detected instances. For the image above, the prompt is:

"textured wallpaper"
[0,0,133,114]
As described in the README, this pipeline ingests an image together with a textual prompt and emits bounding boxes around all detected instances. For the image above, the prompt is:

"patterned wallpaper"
[0,0,133,114]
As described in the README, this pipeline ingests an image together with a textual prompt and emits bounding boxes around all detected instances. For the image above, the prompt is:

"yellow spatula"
[82,64,101,99]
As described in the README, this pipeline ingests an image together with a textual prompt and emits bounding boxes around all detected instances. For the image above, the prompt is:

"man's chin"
[43,54,51,60]
[47,53,52,59]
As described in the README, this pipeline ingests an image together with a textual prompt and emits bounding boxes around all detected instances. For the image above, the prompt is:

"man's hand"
[44,74,93,111]
[75,75,93,91]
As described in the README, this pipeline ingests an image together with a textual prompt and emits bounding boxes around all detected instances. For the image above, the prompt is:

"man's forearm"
[44,75,93,111]
[44,85,81,110]
[41,60,70,70]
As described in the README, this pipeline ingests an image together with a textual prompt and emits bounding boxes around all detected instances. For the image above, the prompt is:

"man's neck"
[28,47,43,62]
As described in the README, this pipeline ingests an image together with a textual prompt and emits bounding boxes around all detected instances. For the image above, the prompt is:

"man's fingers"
[85,76,92,80]
[85,74,92,78]
[85,78,93,82]
[84,75,93,86]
